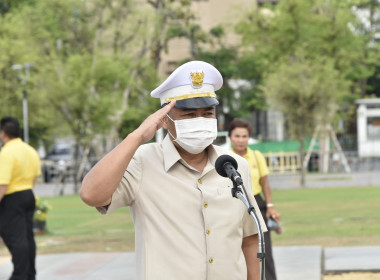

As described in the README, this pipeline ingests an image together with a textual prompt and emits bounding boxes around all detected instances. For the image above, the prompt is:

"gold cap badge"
[190,71,204,88]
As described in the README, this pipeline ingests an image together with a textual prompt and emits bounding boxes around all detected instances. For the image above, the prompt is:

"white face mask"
[166,114,218,154]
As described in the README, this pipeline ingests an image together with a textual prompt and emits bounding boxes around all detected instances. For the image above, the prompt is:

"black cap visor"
[173,97,219,109]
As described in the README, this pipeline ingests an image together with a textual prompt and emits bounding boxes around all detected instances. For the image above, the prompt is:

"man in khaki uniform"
[81,61,266,280]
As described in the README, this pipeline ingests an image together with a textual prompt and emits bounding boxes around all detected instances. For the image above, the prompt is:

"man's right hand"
[80,101,176,207]
[132,101,176,144]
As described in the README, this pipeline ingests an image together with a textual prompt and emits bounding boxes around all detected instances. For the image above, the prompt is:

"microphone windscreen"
[215,155,238,177]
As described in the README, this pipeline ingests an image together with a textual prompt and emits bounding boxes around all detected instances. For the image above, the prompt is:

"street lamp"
[11,62,34,144]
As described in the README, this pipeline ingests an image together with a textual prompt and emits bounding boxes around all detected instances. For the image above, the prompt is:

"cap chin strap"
[165,92,217,104]
[160,84,217,105]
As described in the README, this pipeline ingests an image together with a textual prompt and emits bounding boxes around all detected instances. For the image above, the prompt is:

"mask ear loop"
[166,114,177,141]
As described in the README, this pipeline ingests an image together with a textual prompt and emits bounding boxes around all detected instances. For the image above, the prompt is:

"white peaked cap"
[151,61,223,108]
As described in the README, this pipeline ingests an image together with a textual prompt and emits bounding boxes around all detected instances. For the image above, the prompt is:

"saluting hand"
[134,101,176,144]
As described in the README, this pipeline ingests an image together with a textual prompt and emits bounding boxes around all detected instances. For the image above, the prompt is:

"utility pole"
[11,62,34,144]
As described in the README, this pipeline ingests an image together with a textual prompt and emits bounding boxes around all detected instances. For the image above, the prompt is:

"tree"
[261,52,349,187]
[350,0,380,98]
[147,0,207,69]
[0,0,161,189]
[235,0,374,182]
[0,0,32,15]
[238,0,380,121]
[1,0,214,189]
[0,4,57,148]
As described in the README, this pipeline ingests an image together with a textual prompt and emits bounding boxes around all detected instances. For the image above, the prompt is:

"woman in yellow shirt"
[228,119,281,280]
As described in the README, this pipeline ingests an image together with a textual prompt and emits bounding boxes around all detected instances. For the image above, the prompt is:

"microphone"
[215,155,243,186]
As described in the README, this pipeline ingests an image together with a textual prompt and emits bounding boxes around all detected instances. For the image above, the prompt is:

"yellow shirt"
[232,147,269,195]
[0,138,41,195]
[97,135,267,280]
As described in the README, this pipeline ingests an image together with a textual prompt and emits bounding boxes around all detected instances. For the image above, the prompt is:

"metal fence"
[263,151,380,174]
[264,152,301,174]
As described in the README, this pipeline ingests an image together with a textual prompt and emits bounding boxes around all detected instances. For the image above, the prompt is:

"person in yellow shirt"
[0,116,41,280]
[228,119,281,280]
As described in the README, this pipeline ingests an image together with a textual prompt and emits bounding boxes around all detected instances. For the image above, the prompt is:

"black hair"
[0,116,20,138]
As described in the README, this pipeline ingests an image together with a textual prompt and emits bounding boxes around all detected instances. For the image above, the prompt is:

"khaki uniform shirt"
[98,135,266,280]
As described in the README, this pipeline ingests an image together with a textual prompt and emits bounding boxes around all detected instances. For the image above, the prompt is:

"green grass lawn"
[271,186,380,247]
[1,195,135,256]
[1,186,379,256]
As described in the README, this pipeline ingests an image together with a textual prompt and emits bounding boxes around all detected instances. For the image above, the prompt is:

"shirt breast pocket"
[217,186,233,197]
[214,186,244,231]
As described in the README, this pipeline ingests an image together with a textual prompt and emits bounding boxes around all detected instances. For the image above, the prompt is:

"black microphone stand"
[231,177,266,280]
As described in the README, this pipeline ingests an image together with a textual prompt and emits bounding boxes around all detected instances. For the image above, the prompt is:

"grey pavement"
[0,252,136,280]
[269,170,380,189]
[324,246,380,273]
[273,246,322,280]
[0,171,378,279]
[1,246,380,279]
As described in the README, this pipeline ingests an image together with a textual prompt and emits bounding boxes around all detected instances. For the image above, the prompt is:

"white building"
[356,98,380,157]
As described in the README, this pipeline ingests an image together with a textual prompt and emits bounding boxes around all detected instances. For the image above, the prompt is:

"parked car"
[213,131,231,150]
[41,143,74,183]
[213,131,258,150]
[41,143,93,183]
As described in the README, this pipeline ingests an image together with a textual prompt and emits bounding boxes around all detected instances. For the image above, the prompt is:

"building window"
[367,117,380,140]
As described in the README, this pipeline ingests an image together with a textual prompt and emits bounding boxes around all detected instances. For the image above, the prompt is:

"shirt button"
[204,202,208,208]
[209,258,214,264]
[198,179,203,184]
[206,229,210,235]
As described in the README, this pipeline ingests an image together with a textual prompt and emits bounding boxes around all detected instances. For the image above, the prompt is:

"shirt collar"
[162,134,221,172]
[4,137,22,147]
[162,134,182,172]
[231,146,254,159]
[245,147,255,158]
[207,144,220,166]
